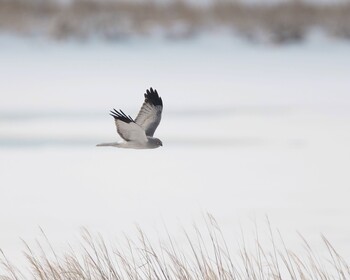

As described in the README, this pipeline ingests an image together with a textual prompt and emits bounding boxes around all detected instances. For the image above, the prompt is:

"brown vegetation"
[1,216,349,279]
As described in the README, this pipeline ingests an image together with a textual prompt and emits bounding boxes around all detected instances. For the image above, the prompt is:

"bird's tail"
[96,142,120,147]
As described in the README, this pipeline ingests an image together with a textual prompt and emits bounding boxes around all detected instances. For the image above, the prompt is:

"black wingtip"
[144,87,163,106]
[109,108,134,123]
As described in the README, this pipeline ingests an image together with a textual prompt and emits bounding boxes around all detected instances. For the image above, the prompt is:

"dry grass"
[0,0,350,43]
[1,215,349,279]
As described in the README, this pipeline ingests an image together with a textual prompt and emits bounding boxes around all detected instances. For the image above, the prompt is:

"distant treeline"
[0,0,349,43]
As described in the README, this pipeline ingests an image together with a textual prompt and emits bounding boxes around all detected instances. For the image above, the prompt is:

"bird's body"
[96,137,161,149]
[97,88,163,149]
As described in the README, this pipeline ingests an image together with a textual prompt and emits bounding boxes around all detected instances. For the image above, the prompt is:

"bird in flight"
[97,87,163,149]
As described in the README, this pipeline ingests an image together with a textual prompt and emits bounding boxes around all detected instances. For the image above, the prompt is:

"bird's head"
[157,138,163,147]
[151,137,163,148]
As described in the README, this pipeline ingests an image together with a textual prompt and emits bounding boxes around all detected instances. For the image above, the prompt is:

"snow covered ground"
[0,35,350,267]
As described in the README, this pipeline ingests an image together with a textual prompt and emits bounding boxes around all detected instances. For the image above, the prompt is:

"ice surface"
[0,35,350,267]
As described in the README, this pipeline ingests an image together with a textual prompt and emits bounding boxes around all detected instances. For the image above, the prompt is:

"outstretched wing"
[110,109,147,142]
[135,87,163,137]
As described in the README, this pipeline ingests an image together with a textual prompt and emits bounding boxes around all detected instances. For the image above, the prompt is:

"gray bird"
[97,88,163,149]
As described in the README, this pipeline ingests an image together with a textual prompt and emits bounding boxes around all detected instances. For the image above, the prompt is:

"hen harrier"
[97,87,163,149]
